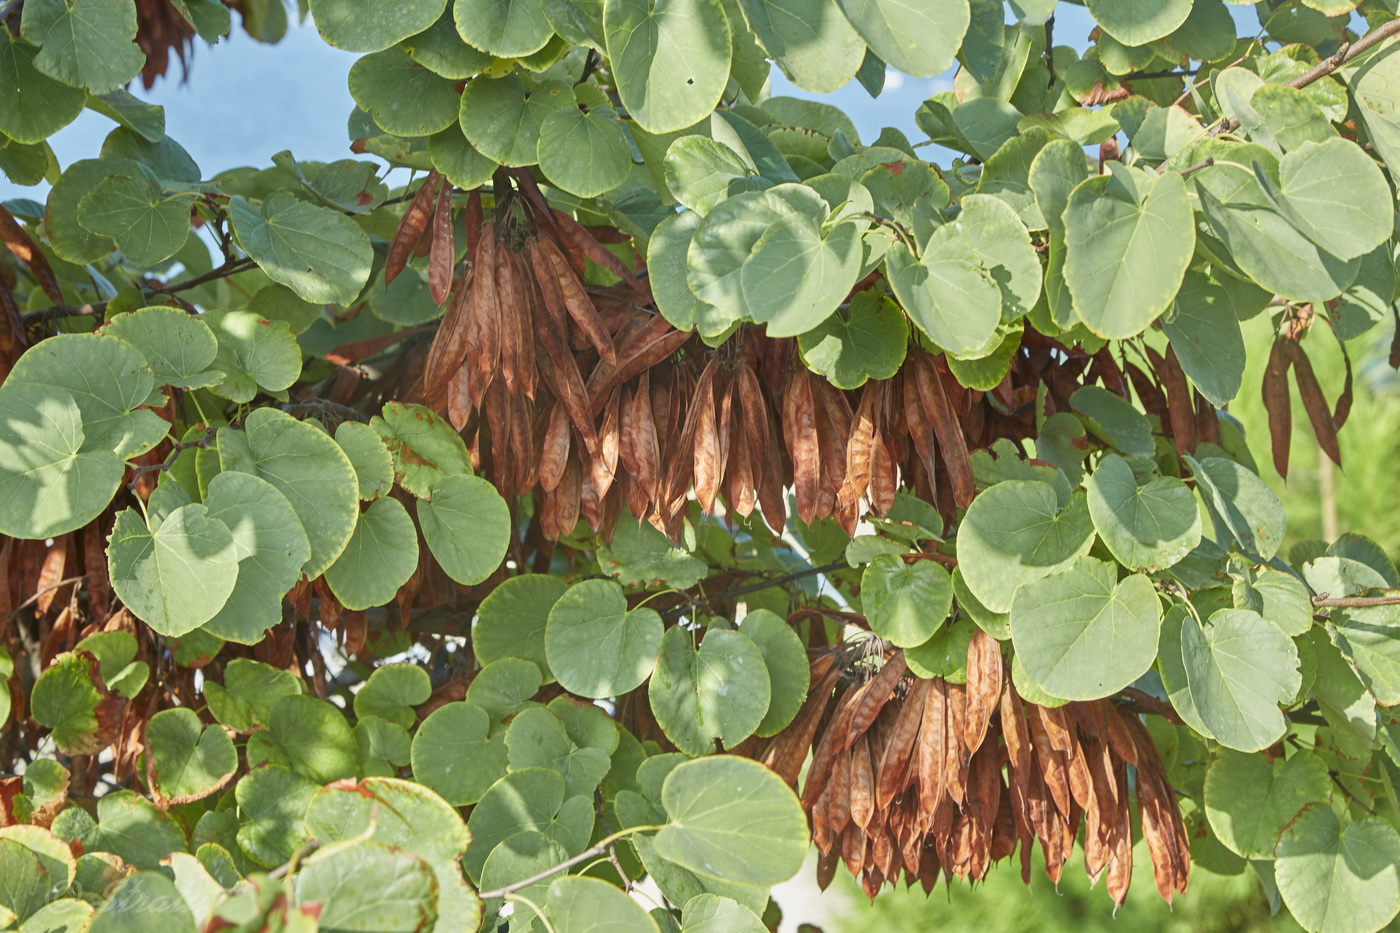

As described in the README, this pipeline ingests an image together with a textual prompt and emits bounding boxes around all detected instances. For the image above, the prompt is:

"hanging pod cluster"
[762,630,1190,905]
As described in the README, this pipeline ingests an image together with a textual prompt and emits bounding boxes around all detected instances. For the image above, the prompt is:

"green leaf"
[956,481,1096,613]
[353,664,431,729]
[546,579,663,699]
[1186,455,1286,562]
[250,283,323,335]
[957,193,1041,321]
[0,383,124,539]
[884,230,1002,358]
[1271,137,1392,262]
[247,695,359,784]
[1009,557,1162,701]
[597,517,708,589]
[417,473,511,585]
[312,0,446,51]
[834,0,968,77]
[89,872,196,933]
[411,701,503,806]
[507,707,611,798]
[1329,533,1399,587]
[303,775,478,933]
[335,421,395,500]
[229,193,373,306]
[1181,608,1301,752]
[1205,748,1331,860]
[357,716,413,775]
[349,47,461,138]
[1348,38,1400,183]
[545,876,661,933]
[1163,272,1247,407]
[538,107,632,198]
[736,0,864,93]
[107,503,239,637]
[404,12,493,77]
[458,73,575,167]
[906,617,975,681]
[0,827,75,923]
[465,768,593,882]
[19,0,145,93]
[654,756,808,886]
[741,217,862,337]
[455,0,553,56]
[202,658,301,733]
[1069,385,1153,458]
[605,0,732,134]
[224,408,359,580]
[145,707,237,805]
[649,627,771,756]
[1276,807,1400,933]
[797,290,906,389]
[371,401,474,498]
[739,609,810,736]
[466,658,544,720]
[202,308,302,403]
[649,211,724,331]
[1085,0,1191,45]
[200,471,312,645]
[1330,604,1400,706]
[1063,165,1193,339]
[324,497,420,611]
[0,32,86,144]
[475,574,566,676]
[1085,454,1201,572]
[294,841,439,933]
[861,555,953,648]
[20,898,95,933]
[168,0,230,42]
[76,172,191,266]
[680,894,764,933]
[7,332,163,458]
[1195,168,1358,303]
[103,307,220,391]
[79,791,187,870]
[1252,567,1314,637]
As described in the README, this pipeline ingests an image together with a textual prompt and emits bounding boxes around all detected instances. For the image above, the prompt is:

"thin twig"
[593,790,632,891]
[2,576,86,621]
[1177,157,1215,176]
[1214,18,1400,136]
[22,257,257,325]
[1312,594,1400,608]
[659,560,849,621]
[476,826,661,900]
[1329,769,1379,816]
[126,426,217,491]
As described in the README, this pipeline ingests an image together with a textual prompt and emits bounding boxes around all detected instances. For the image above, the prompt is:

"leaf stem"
[126,426,218,491]
[22,257,257,326]
[658,559,849,621]
[1,576,86,621]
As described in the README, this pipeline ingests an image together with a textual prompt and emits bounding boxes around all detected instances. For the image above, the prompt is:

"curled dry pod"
[1155,343,1198,457]
[876,676,928,809]
[785,369,821,526]
[916,677,949,812]
[428,180,455,304]
[850,735,877,831]
[535,234,617,363]
[692,367,721,512]
[963,629,1003,753]
[593,389,621,499]
[466,228,502,408]
[386,170,440,285]
[540,399,571,493]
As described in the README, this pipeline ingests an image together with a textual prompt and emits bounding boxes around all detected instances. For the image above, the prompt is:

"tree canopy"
[1,1,1400,932]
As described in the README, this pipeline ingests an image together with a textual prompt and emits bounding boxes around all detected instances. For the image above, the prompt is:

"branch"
[1312,593,1400,608]
[1215,18,1400,135]
[127,426,217,491]
[22,257,257,325]
[593,790,633,891]
[1,576,86,621]
[658,559,850,621]
[476,826,661,901]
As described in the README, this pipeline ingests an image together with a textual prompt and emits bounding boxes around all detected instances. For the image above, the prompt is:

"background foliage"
[0,0,1399,932]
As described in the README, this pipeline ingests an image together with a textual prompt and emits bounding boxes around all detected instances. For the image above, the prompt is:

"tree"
[0,0,1398,931]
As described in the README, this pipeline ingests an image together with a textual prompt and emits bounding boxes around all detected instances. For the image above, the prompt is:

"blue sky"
[1,3,1260,202]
